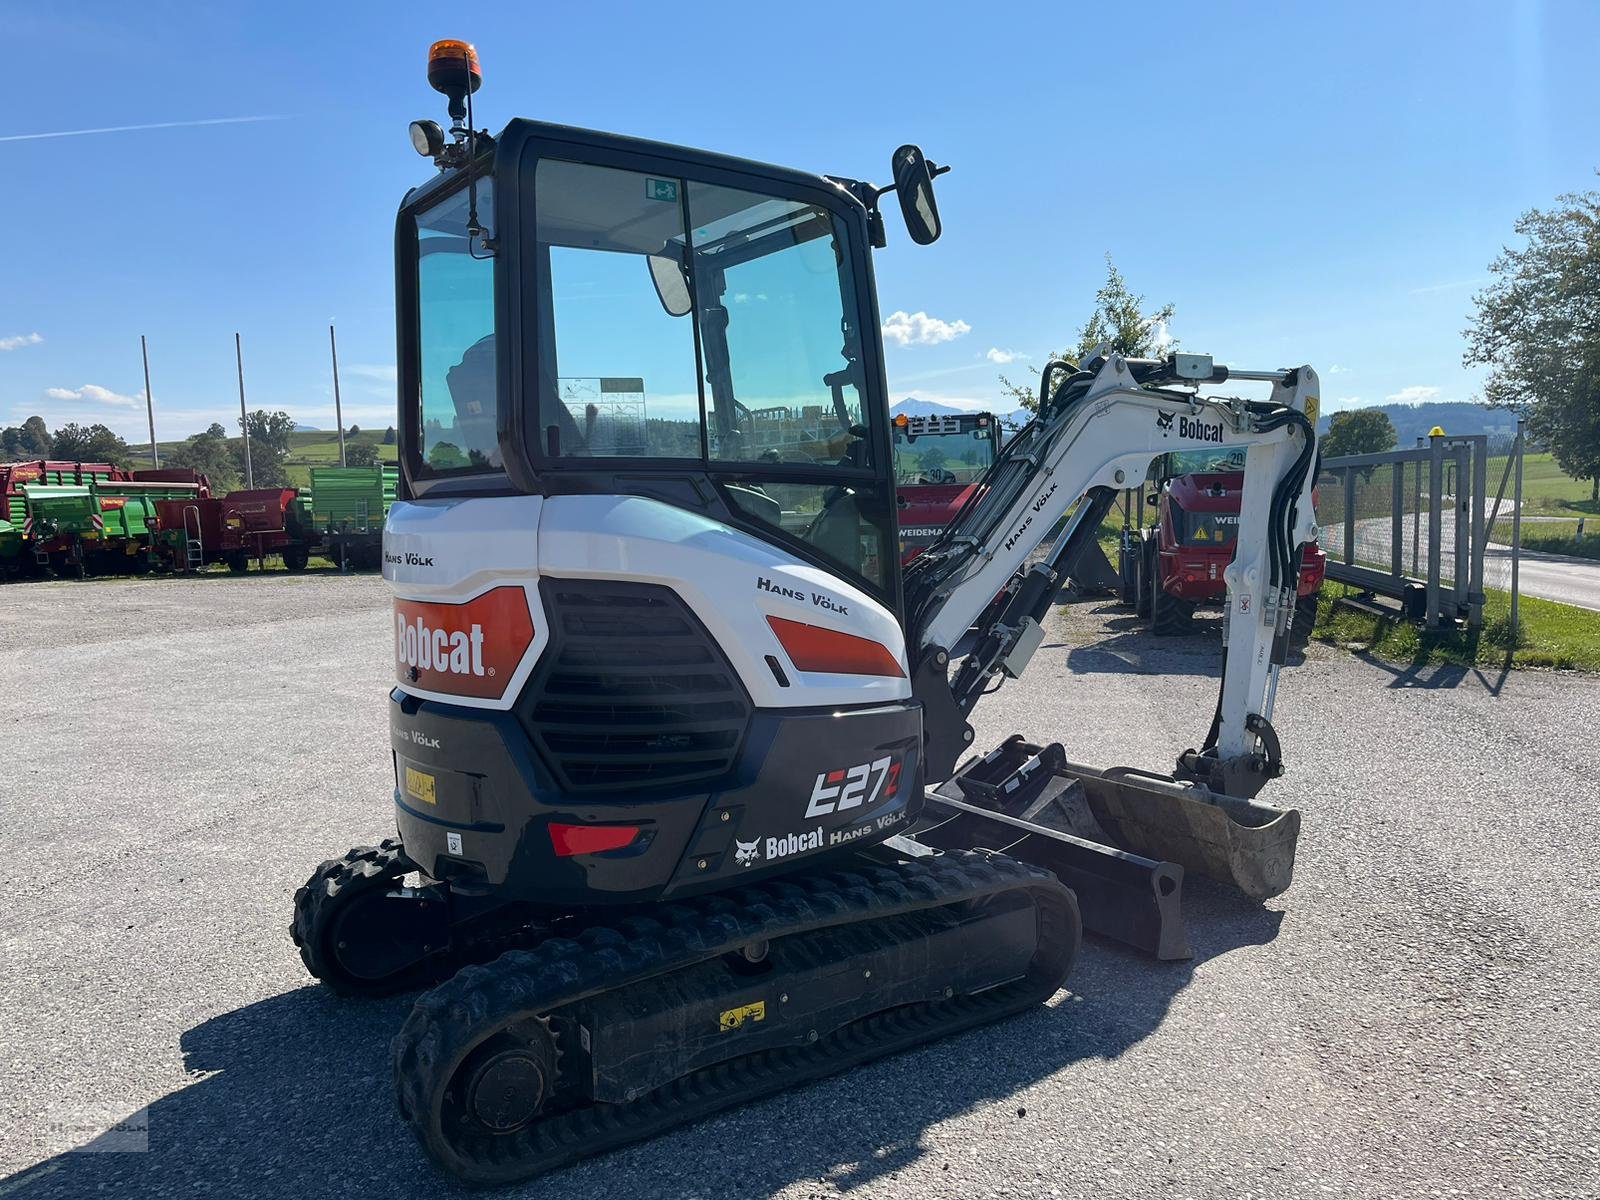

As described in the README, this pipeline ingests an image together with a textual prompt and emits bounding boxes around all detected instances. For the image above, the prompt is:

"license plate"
[404,766,436,805]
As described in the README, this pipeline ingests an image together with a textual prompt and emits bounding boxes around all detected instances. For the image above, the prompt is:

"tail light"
[548,822,642,857]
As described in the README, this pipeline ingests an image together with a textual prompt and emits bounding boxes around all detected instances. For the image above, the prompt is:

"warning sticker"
[404,766,436,806]
[719,1001,766,1031]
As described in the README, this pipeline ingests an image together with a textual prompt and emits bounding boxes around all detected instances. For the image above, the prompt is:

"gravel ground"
[1,573,1596,1200]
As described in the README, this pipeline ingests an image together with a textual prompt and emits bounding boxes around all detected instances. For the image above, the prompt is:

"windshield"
[528,158,891,590]
[1165,447,1248,477]
[893,418,999,485]
[531,160,870,466]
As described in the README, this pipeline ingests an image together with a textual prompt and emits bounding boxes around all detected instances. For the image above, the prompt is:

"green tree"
[0,427,21,458]
[235,409,296,487]
[1000,254,1176,414]
[19,415,51,456]
[1322,409,1398,458]
[167,429,241,492]
[347,424,361,437]
[1465,188,1600,500]
[206,422,227,438]
[428,442,467,470]
[346,442,381,467]
[382,425,397,445]
[51,422,131,464]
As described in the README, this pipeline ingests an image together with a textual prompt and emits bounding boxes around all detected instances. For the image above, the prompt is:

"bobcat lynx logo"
[1156,411,1175,435]
[734,839,760,867]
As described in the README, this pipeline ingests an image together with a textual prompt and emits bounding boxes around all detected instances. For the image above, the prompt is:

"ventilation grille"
[520,580,751,792]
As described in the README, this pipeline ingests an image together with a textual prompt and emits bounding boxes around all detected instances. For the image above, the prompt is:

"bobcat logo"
[734,839,760,867]
[1156,411,1175,436]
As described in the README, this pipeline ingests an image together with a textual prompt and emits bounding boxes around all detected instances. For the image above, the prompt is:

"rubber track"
[392,849,1080,1185]
[291,838,442,997]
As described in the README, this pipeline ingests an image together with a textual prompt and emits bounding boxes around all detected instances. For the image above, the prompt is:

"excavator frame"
[293,41,1320,1184]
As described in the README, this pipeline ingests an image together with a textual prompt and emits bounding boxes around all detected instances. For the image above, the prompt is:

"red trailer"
[221,488,305,570]
[155,487,307,573]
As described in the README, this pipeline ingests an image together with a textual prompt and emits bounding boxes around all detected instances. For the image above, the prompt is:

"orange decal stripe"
[766,615,905,678]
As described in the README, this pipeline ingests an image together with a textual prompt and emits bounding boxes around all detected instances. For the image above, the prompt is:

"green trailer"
[303,466,398,569]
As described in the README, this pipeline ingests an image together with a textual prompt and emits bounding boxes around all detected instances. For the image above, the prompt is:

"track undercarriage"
[295,838,1079,1184]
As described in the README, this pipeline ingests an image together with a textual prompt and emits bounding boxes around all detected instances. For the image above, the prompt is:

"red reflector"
[766,615,905,678]
[548,823,640,857]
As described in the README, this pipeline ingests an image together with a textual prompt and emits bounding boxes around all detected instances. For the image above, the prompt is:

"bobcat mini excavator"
[293,40,1320,1184]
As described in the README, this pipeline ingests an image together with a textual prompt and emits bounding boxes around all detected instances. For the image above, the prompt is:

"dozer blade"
[916,737,1191,960]
[1056,758,1300,901]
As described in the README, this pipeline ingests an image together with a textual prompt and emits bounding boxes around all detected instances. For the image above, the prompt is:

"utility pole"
[140,335,159,467]
[330,324,347,467]
[1511,418,1525,644]
[236,332,254,489]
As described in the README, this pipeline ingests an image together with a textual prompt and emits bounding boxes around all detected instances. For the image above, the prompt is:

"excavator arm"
[905,351,1320,796]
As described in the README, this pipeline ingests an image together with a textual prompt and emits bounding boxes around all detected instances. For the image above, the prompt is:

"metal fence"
[1314,433,1500,629]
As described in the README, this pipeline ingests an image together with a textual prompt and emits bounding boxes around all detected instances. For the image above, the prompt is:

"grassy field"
[1484,450,1599,516]
[1312,581,1600,672]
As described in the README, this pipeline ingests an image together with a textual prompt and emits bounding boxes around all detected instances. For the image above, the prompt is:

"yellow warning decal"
[404,766,437,805]
[1193,526,1209,541]
[719,1001,766,1031]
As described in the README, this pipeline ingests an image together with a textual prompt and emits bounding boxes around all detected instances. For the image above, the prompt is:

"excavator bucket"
[916,737,1301,959]
[1055,758,1300,901]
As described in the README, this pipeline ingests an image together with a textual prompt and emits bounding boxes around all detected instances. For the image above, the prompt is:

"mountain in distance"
[1318,400,1518,445]
[891,397,1032,430]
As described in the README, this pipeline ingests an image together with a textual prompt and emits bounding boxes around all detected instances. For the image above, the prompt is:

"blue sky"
[2,1,1596,444]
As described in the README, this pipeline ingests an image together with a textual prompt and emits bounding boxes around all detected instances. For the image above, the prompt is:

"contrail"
[0,114,290,143]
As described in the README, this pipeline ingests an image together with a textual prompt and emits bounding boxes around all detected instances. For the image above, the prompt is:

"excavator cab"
[399,120,907,607]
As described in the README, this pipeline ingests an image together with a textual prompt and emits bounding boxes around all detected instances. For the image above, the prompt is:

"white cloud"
[1147,319,1174,354]
[347,364,398,383]
[1328,364,1351,374]
[43,383,142,408]
[882,310,971,347]
[0,332,42,351]
[1386,385,1442,405]
[985,347,1024,364]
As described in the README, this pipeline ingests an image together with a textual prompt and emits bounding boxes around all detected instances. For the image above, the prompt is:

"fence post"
[1427,432,1445,626]
[1511,420,1525,643]
[1412,455,1422,574]
[1468,435,1487,628]
[1390,459,1404,579]
[1452,440,1470,620]
[1343,465,1356,567]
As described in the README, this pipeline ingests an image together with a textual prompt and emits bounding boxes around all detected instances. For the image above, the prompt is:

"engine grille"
[519,579,752,792]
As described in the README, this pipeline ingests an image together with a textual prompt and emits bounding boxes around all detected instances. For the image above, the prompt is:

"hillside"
[154,427,398,488]
[1318,400,1519,446]
[891,397,1031,429]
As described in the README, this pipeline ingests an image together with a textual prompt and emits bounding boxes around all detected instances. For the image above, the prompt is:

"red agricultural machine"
[892,412,1002,562]
[154,487,310,573]
[1118,447,1326,636]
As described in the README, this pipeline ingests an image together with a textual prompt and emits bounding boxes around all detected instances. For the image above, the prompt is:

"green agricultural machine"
[302,465,398,570]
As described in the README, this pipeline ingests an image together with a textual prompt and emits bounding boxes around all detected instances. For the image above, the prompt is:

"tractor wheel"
[1134,538,1154,619]
[1149,558,1194,637]
[1291,592,1319,644]
[282,545,310,573]
[227,552,250,575]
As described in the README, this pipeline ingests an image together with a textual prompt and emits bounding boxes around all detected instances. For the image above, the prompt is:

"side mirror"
[891,144,943,245]
[647,252,693,317]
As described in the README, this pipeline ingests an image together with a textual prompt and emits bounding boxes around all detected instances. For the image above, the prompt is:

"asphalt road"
[2,575,1597,1199]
